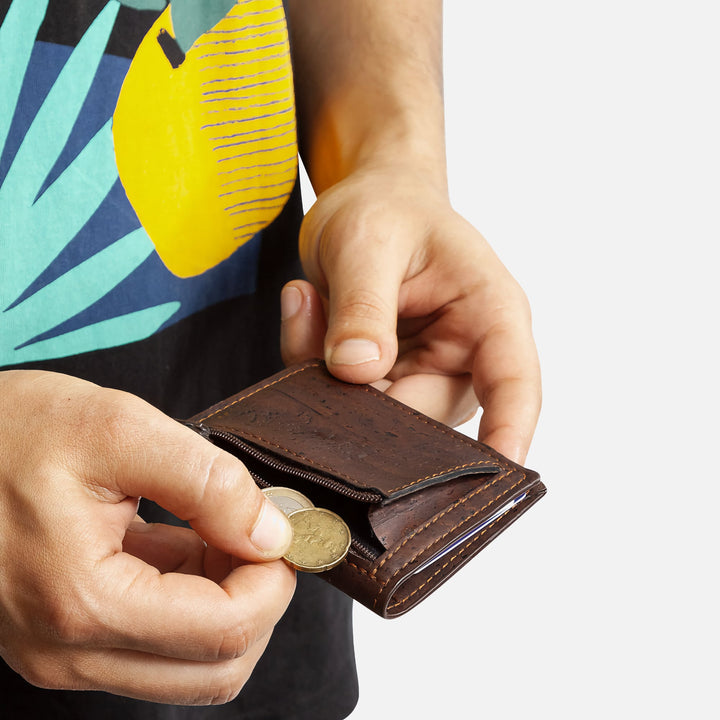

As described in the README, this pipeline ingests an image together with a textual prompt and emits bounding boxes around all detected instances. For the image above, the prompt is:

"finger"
[280,280,327,366]
[78,395,293,562]
[122,521,206,575]
[124,523,236,584]
[33,633,273,705]
[94,551,295,662]
[384,373,479,427]
[317,230,406,384]
[473,320,542,464]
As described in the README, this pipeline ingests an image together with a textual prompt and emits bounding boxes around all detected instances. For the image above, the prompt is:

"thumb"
[322,237,404,384]
[90,395,294,562]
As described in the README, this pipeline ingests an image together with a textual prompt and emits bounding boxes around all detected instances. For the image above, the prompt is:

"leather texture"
[187,360,546,618]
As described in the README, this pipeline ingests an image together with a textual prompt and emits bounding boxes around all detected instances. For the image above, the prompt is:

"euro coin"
[262,486,314,517]
[283,507,351,573]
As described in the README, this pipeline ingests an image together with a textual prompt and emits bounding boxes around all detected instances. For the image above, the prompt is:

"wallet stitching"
[193,361,529,613]
[197,361,502,495]
[210,423,346,480]
[355,385,511,494]
[373,473,526,592]
[208,422,497,496]
[389,472,526,585]
[371,469,512,577]
[379,472,527,605]
[386,512,511,612]
[213,424,497,494]
[195,363,320,423]
[385,460,498,494]
[345,560,379,582]
[356,384,510,457]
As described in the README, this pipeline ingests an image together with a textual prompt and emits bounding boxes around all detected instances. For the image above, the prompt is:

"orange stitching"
[217,420,497,496]
[372,469,510,577]
[361,382,506,494]
[378,473,526,591]
[212,422,352,482]
[198,360,499,499]
[357,385,503,451]
[345,560,376,580]
[195,362,319,423]
[386,512,509,611]
[385,460,498,495]
[194,362,526,614]
[378,473,527,602]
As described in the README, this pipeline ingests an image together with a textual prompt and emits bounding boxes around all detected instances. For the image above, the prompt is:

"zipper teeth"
[207,428,381,561]
[205,428,383,503]
[348,537,378,562]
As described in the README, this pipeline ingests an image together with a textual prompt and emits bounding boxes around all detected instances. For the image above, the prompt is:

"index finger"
[93,551,296,663]
[77,390,292,561]
[472,310,542,464]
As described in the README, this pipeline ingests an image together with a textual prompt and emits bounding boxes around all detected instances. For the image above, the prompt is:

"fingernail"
[280,285,303,321]
[250,500,293,557]
[328,338,381,366]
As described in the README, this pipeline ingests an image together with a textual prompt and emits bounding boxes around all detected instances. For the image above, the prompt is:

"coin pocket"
[197,427,387,561]
[189,425,516,564]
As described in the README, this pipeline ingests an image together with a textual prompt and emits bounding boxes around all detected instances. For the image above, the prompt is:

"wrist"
[300,84,448,196]
[286,0,447,194]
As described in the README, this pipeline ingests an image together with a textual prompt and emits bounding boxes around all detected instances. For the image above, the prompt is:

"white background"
[303,2,719,718]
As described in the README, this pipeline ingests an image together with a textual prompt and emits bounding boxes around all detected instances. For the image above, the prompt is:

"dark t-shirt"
[0,1,358,717]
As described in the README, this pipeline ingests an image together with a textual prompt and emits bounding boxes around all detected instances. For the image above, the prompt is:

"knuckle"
[207,663,253,705]
[317,202,374,242]
[16,650,71,690]
[95,390,150,450]
[336,289,392,324]
[41,591,96,647]
[501,276,533,321]
[212,620,252,662]
[31,571,103,649]
[66,387,147,469]
[72,386,137,434]
[16,657,49,688]
[195,450,252,511]
[21,647,101,693]
[210,597,268,662]
[511,282,533,321]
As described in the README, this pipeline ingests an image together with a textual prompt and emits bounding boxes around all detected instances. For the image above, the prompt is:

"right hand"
[0,370,295,705]
[280,168,541,462]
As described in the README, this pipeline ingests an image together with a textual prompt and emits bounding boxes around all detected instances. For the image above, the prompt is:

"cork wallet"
[185,360,546,618]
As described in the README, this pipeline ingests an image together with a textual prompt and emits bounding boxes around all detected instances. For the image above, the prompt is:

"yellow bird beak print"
[113,0,297,278]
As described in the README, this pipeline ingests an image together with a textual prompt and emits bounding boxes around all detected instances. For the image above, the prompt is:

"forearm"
[286,0,447,193]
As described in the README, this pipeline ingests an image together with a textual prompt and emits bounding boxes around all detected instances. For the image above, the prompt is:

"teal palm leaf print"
[0,0,179,366]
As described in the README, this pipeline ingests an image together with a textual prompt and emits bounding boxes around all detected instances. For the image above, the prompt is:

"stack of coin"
[262,486,352,573]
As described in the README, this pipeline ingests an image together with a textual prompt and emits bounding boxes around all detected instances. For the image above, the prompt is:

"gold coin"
[262,486,314,517]
[283,507,351,573]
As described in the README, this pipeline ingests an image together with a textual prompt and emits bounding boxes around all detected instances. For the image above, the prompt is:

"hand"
[0,370,295,705]
[281,167,541,463]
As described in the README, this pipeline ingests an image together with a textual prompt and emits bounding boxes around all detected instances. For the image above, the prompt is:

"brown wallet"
[186,360,546,618]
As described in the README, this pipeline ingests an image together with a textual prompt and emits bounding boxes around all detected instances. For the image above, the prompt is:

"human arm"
[281,0,541,462]
[0,370,294,704]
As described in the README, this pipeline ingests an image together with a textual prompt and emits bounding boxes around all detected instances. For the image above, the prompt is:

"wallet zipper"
[204,428,383,503]
[201,427,383,561]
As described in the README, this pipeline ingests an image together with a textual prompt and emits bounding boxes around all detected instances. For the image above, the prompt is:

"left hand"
[280,167,541,464]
